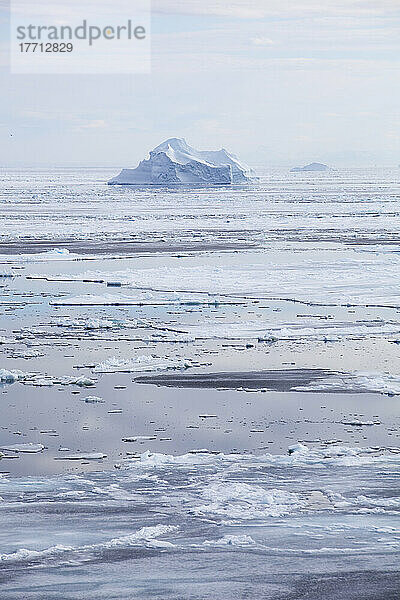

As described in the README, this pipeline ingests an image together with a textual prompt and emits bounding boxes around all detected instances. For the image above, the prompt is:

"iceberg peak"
[108,138,255,185]
[152,138,190,153]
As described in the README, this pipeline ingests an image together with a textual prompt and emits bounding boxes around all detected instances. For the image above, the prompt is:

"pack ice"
[108,138,254,185]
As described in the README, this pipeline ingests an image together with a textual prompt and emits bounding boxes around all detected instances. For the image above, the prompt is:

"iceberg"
[290,162,330,172]
[108,138,254,185]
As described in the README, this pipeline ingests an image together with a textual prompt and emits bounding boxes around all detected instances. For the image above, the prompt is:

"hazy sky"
[1,0,400,167]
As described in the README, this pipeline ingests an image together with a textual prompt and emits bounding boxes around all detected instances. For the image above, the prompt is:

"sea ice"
[0,248,77,264]
[0,525,177,564]
[146,319,400,342]
[83,396,104,403]
[55,453,107,461]
[9,349,44,359]
[74,375,96,387]
[340,419,380,426]
[0,369,30,383]
[0,443,45,453]
[122,436,157,442]
[0,368,96,389]
[93,355,192,373]
[59,255,400,308]
[293,372,400,395]
[194,482,303,519]
[55,317,134,330]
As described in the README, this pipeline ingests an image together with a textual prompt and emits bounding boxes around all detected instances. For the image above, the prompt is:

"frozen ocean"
[0,166,399,599]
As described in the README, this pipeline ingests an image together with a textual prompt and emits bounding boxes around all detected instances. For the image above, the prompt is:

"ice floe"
[137,368,400,396]
[64,256,400,307]
[0,368,96,388]
[54,317,136,330]
[146,319,400,342]
[0,337,16,345]
[83,396,104,404]
[127,444,400,470]
[0,368,29,383]
[0,524,177,565]
[55,453,107,461]
[340,419,380,426]
[0,248,78,264]
[0,443,45,453]
[122,436,157,442]
[8,349,45,359]
[94,355,192,373]
[194,482,303,519]
[293,372,400,395]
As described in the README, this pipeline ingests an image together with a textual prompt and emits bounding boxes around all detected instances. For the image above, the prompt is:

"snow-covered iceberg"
[290,162,330,172]
[108,138,254,185]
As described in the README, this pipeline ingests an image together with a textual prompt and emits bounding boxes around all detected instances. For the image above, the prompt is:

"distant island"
[290,162,330,172]
[109,138,255,185]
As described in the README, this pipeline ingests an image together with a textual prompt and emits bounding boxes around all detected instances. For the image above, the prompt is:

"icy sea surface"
[0,167,399,599]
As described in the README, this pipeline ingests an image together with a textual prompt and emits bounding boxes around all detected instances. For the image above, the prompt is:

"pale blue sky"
[1,0,400,167]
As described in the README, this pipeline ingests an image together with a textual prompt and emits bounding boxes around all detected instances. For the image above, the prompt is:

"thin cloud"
[153,0,400,19]
[78,119,108,129]
[252,37,276,47]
